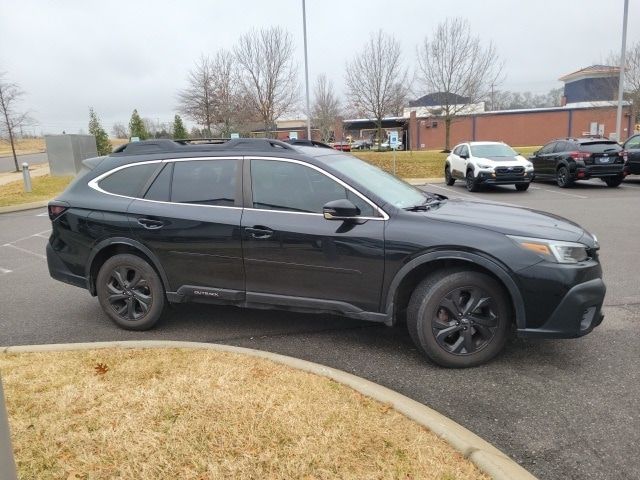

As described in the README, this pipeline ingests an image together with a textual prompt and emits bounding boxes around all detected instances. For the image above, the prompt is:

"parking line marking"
[541,188,588,199]
[5,229,52,245]
[36,212,48,217]
[0,267,12,274]
[1,243,46,259]
[424,184,476,198]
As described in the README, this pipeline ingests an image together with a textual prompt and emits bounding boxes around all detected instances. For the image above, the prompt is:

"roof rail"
[111,137,295,155]
[283,139,333,149]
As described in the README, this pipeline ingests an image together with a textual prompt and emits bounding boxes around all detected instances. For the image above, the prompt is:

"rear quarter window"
[98,163,159,197]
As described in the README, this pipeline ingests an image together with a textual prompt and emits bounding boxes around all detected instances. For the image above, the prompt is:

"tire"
[515,183,530,191]
[602,175,623,188]
[407,270,511,368]
[445,165,455,186]
[556,166,573,188]
[96,254,165,331]
[465,170,479,192]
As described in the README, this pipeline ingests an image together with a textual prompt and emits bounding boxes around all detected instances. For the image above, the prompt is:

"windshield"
[470,144,517,158]
[321,153,427,209]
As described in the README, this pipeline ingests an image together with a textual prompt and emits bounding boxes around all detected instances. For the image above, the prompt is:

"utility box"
[45,134,98,176]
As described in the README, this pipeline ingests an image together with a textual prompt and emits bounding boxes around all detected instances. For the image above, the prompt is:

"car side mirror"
[533,150,539,156]
[460,153,468,159]
[323,199,360,221]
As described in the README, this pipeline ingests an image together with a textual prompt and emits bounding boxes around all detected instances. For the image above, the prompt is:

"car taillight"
[48,202,68,220]
[569,151,591,160]
[620,150,628,162]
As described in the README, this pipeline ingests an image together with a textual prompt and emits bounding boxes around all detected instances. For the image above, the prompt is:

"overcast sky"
[1,0,638,135]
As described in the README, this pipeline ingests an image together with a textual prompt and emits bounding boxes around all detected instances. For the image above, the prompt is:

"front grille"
[495,166,524,175]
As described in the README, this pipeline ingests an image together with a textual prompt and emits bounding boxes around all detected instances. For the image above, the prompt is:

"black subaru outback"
[47,138,605,368]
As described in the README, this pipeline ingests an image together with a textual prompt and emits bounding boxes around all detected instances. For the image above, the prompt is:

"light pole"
[302,0,311,140]
[615,0,629,141]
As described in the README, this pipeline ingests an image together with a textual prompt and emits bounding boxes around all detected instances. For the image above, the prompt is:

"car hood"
[423,198,586,242]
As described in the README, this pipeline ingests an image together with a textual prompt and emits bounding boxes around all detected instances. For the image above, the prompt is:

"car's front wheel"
[465,170,479,192]
[96,254,165,330]
[556,166,573,188]
[407,270,511,368]
[445,165,455,186]
[602,175,623,187]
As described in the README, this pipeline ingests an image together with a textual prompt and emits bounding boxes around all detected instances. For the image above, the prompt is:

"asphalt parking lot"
[1,177,639,480]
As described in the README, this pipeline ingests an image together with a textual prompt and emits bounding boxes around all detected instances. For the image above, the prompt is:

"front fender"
[384,250,526,329]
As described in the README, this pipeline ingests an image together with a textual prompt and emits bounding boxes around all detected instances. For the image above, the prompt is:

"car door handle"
[245,226,274,239]
[137,218,164,230]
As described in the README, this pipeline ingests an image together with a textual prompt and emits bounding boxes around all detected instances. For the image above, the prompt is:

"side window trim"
[88,156,243,209]
[245,156,389,220]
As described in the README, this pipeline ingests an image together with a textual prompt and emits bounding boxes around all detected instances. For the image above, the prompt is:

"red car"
[332,141,351,152]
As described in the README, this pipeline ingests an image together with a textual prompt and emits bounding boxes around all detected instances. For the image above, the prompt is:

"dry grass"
[0,174,73,207]
[0,348,488,480]
[353,146,541,178]
[0,138,46,156]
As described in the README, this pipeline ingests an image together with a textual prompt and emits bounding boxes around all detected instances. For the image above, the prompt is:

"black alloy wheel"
[407,270,510,368]
[97,254,165,330]
[445,166,455,186]
[465,170,479,192]
[556,166,572,188]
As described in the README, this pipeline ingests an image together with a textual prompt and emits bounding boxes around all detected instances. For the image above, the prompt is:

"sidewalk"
[0,163,51,187]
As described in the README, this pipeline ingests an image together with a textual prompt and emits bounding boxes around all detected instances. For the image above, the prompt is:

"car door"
[448,145,462,177]
[624,135,640,174]
[532,142,556,177]
[241,157,386,313]
[127,157,245,298]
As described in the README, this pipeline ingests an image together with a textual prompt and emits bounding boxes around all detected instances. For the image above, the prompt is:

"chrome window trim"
[87,156,243,209]
[248,155,389,220]
[87,155,389,220]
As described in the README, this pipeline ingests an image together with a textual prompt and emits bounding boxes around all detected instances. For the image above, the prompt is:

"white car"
[445,141,535,192]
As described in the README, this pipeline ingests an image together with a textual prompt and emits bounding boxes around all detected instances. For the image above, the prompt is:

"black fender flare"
[86,237,171,294]
[384,250,526,329]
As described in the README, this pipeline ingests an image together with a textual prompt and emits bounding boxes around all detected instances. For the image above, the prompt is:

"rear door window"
[171,160,238,206]
[99,163,159,197]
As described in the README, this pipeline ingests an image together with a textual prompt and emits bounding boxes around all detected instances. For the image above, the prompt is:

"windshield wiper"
[404,194,445,211]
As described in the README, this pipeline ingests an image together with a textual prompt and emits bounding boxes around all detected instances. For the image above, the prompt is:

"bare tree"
[416,18,502,151]
[210,49,243,138]
[312,74,341,142]
[234,27,299,137]
[0,72,34,171]
[345,30,408,145]
[177,55,215,136]
[111,122,128,139]
[608,41,640,124]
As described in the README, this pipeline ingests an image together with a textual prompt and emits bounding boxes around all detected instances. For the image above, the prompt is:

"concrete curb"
[0,201,49,214]
[405,177,445,185]
[2,340,537,480]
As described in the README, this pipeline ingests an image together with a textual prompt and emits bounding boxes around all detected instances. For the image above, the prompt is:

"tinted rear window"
[171,160,237,206]
[144,163,173,202]
[580,142,622,154]
[99,163,158,197]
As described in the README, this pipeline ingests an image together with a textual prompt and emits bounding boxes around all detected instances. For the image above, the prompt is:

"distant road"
[0,152,48,173]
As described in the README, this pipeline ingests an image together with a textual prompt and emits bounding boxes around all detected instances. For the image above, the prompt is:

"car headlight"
[477,164,493,169]
[507,235,589,263]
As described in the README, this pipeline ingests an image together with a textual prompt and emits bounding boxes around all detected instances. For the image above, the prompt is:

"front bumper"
[476,171,534,185]
[517,278,605,338]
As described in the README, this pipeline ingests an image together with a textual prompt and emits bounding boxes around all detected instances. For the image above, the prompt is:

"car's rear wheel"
[515,183,530,191]
[556,166,573,188]
[465,170,479,192]
[407,270,510,368]
[96,254,165,331]
[445,165,455,186]
[602,175,623,187]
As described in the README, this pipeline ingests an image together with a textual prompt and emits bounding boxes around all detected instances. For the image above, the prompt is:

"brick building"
[406,103,634,150]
